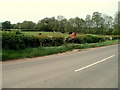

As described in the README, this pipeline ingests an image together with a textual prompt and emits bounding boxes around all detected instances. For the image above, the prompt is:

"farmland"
[22,31,70,36]
[3,31,120,37]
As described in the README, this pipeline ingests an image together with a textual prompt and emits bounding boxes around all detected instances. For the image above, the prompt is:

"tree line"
[2,11,119,35]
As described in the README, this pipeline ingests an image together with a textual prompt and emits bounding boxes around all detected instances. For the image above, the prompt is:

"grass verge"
[2,40,119,61]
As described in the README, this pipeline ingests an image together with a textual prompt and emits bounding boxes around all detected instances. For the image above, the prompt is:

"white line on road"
[75,55,115,72]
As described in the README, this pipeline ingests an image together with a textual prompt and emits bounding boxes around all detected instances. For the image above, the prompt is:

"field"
[22,31,70,36]
[21,31,89,38]
[19,31,120,37]
[2,31,120,37]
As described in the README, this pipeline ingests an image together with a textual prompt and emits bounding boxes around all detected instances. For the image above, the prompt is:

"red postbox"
[71,32,76,39]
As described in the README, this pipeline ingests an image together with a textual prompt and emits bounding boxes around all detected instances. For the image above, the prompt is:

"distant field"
[2,31,70,37]
[2,31,120,37]
[22,31,70,37]
[21,31,96,37]
[1,31,97,38]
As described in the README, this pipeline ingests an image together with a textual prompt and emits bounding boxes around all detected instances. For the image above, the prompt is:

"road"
[2,44,118,88]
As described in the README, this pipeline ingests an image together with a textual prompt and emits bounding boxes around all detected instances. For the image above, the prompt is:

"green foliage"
[2,32,65,50]
[20,21,35,29]
[2,11,119,35]
[65,34,106,44]
[109,35,120,40]
[2,46,73,61]
[2,31,119,50]
[84,34,104,43]
[2,32,25,50]
[2,40,119,61]
[2,21,11,29]
[51,36,64,46]
[15,30,22,34]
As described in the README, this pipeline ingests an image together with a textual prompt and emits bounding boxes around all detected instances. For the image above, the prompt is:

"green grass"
[3,31,119,38]
[22,31,71,37]
[2,45,73,61]
[2,40,119,61]
[21,31,92,37]
[67,40,119,49]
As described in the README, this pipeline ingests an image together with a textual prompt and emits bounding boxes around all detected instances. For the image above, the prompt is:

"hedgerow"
[2,32,119,50]
[2,32,65,50]
[65,34,105,44]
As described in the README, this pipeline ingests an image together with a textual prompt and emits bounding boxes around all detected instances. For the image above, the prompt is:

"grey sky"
[0,0,119,24]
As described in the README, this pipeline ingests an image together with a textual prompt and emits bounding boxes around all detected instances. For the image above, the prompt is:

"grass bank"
[2,40,119,61]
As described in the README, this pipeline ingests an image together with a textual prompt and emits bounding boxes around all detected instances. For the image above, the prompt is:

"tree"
[37,17,58,32]
[49,17,59,32]
[74,17,81,32]
[57,19,67,32]
[65,17,85,33]
[102,14,113,34]
[14,23,21,29]
[57,15,65,21]
[56,15,67,32]
[92,12,104,34]
[65,18,76,33]
[2,21,11,29]
[78,18,86,33]
[113,11,120,35]
[85,15,91,33]
[119,11,120,35]
[20,21,35,29]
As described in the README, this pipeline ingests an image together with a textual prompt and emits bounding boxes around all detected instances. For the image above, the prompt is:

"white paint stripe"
[75,55,115,72]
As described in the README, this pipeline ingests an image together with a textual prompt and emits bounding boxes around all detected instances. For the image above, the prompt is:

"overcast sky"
[0,0,119,24]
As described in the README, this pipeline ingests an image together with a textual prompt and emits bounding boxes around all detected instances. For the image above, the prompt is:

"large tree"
[56,15,67,32]
[37,17,58,32]
[20,21,35,29]
[85,14,92,33]
[113,11,120,35]
[92,12,106,34]
[2,21,11,29]
[102,14,113,34]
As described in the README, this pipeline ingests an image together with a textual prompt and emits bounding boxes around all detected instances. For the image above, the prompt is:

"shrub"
[109,35,120,40]
[15,30,22,34]
[2,32,26,50]
[65,34,105,44]
[51,36,64,46]
[84,34,103,43]
[74,36,86,44]
[2,32,65,50]
[3,32,118,50]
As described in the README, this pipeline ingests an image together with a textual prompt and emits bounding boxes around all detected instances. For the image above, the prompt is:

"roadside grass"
[2,46,73,61]
[67,40,119,49]
[2,40,119,61]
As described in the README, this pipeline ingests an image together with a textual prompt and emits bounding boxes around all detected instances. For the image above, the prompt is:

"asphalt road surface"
[2,44,118,88]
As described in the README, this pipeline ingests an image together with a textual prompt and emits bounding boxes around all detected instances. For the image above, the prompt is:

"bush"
[109,35,120,40]
[84,34,105,43]
[65,34,105,44]
[15,30,22,34]
[3,32,118,50]
[74,36,86,44]
[2,32,65,50]
[51,36,64,46]
[2,32,26,50]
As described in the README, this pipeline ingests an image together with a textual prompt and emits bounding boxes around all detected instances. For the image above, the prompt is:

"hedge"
[2,32,119,50]
[2,32,64,50]
[65,34,105,44]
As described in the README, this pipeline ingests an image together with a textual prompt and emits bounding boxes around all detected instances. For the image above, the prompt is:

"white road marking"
[75,55,115,72]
